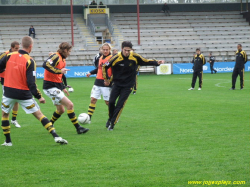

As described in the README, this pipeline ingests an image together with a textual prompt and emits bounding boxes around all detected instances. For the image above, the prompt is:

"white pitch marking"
[215,82,230,88]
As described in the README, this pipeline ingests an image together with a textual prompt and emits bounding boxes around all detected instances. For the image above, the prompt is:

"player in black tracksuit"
[102,41,164,130]
[230,44,248,90]
[209,52,217,74]
[189,48,206,90]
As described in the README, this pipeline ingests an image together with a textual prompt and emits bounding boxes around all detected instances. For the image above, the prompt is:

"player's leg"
[50,105,64,125]
[10,102,21,128]
[212,63,217,73]
[231,68,238,89]
[1,111,11,146]
[32,110,67,144]
[17,98,67,144]
[107,84,121,128]
[189,71,197,90]
[43,88,64,124]
[133,75,138,94]
[210,64,213,74]
[1,97,17,146]
[87,97,97,120]
[198,71,203,89]
[60,96,89,134]
[108,87,132,131]
[239,68,244,89]
[101,87,111,106]
[44,87,88,134]
[101,87,112,127]
[87,85,101,120]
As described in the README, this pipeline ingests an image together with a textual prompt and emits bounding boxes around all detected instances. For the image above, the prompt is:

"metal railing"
[87,16,96,36]
[0,0,245,5]
[241,0,249,12]
[86,5,107,8]
[105,14,114,35]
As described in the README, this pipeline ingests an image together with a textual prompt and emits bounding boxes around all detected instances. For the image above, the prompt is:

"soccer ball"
[68,87,74,92]
[78,113,90,124]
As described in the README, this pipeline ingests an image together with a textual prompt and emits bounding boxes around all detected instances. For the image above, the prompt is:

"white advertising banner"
[156,64,172,75]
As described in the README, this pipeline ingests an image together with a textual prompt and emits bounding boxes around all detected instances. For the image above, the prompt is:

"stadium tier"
[0,11,249,66]
[0,14,97,66]
[111,11,250,63]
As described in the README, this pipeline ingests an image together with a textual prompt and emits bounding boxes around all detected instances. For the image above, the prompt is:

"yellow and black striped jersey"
[103,51,158,87]
[192,54,206,71]
[43,52,66,90]
[235,50,248,68]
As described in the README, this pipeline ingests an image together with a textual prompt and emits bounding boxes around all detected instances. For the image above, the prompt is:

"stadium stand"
[111,11,250,64]
[0,14,97,66]
[0,11,249,68]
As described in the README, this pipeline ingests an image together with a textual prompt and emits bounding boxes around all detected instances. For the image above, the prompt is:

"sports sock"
[67,110,80,129]
[87,103,96,119]
[40,115,59,138]
[50,110,62,124]
[2,117,11,143]
[11,110,18,121]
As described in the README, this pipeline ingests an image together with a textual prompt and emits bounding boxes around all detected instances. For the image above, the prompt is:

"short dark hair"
[196,48,200,51]
[122,41,133,49]
[238,44,242,47]
[11,41,19,48]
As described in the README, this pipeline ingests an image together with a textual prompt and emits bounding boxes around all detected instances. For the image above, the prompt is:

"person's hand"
[39,97,46,104]
[86,73,91,77]
[63,89,69,96]
[61,68,70,74]
[158,60,165,65]
[104,80,110,86]
[65,85,72,88]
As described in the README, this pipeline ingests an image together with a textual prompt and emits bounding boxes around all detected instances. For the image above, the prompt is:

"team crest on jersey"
[105,62,110,66]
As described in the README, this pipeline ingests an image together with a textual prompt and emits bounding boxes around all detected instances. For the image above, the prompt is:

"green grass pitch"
[0,72,249,187]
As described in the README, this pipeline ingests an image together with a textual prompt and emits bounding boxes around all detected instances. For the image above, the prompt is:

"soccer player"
[86,43,113,124]
[188,48,206,91]
[0,36,67,146]
[102,41,164,131]
[208,52,217,74]
[0,41,21,128]
[43,42,89,134]
[230,44,248,90]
